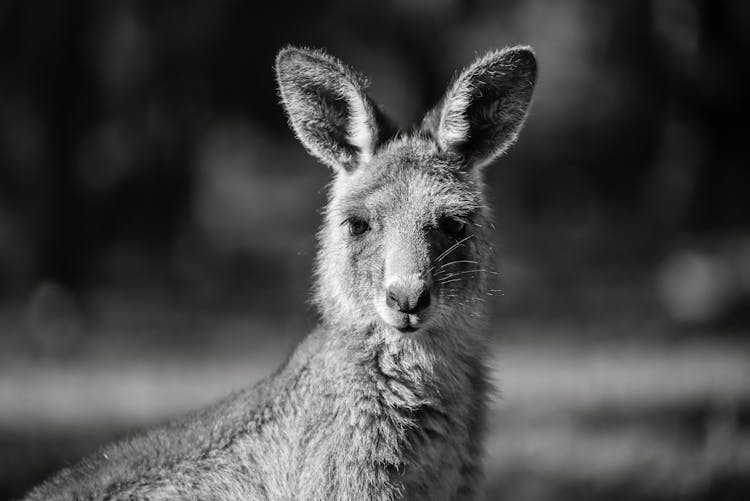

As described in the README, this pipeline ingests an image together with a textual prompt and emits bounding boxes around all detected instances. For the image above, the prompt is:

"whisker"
[437,268,502,282]
[438,260,478,269]
[435,234,474,263]
[440,268,491,278]
[439,278,467,285]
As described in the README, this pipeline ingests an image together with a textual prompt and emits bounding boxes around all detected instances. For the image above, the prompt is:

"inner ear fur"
[423,46,537,169]
[275,46,393,173]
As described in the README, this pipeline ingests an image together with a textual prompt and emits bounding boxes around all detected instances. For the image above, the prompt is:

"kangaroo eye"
[439,216,466,237]
[346,216,370,236]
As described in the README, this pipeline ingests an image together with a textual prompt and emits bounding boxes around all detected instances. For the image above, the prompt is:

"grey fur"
[23,45,536,501]
[421,46,537,168]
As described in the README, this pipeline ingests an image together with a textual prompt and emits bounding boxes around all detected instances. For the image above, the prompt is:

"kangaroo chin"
[24,45,536,501]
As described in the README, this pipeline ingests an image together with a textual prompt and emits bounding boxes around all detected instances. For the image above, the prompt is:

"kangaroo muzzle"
[381,239,433,331]
[386,276,431,314]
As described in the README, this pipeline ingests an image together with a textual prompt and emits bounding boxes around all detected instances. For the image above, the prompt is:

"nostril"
[415,288,431,312]
[385,284,431,314]
[386,289,401,310]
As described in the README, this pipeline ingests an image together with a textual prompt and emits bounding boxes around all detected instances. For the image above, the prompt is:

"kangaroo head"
[276,46,536,337]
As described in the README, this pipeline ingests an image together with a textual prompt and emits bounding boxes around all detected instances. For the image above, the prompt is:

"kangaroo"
[23,45,536,501]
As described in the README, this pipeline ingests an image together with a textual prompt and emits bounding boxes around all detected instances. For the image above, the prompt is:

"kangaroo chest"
[285,348,483,501]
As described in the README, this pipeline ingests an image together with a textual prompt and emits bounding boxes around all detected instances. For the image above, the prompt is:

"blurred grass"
[1,322,749,500]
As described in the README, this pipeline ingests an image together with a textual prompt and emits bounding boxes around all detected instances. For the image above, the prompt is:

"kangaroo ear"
[423,46,537,169]
[275,46,390,173]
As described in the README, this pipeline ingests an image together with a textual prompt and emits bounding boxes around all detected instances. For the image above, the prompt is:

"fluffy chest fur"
[279,326,489,501]
[24,326,487,501]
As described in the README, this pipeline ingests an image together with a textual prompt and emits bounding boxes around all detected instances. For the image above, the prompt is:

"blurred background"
[1,0,749,499]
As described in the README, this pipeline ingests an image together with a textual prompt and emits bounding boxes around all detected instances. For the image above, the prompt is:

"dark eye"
[439,216,466,237]
[347,216,370,236]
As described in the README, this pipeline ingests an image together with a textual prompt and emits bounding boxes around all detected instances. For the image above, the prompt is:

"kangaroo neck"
[297,322,490,499]
[316,322,487,413]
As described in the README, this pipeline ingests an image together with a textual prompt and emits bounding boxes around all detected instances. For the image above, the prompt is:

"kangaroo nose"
[386,282,431,314]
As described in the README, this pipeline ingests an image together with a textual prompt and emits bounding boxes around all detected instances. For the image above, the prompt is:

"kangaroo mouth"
[375,298,431,334]
[388,313,425,333]
[396,324,419,333]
